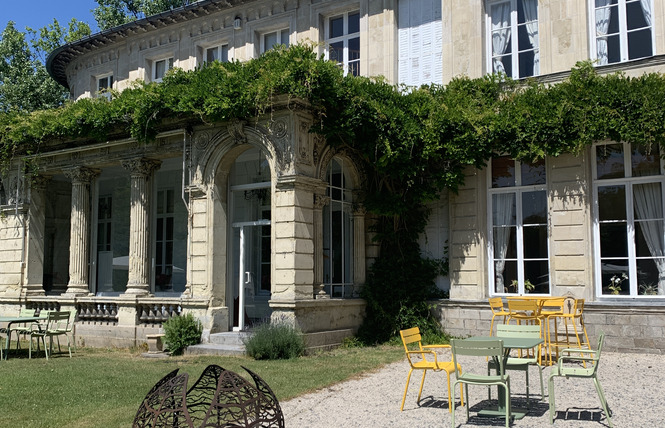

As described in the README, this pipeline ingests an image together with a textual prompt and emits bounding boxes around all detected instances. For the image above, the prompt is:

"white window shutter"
[398,0,443,87]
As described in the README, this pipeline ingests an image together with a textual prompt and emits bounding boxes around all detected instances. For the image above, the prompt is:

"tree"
[93,0,195,31]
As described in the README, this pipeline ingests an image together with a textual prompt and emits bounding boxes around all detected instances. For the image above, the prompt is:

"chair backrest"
[589,332,605,374]
[488,297,506,313]
[451,338,506,379]
[496,323,540,339]
[19,308,36,317]
[507,299,539,314]
[45,311,71,332]
[400,327,427,368]
[574,299,585,317]
[66,309,77,332]
[539,297,566,313]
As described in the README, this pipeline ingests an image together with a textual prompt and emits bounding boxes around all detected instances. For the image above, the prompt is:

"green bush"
[163,313,203,356]
[244,322,305,360]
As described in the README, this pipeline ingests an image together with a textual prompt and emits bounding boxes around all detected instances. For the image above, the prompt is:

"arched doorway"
[228,147,272,330]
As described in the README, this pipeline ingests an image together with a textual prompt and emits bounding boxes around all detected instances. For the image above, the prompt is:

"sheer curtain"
[493,193,515,293]
[491,3,512,74]
[522,0,539,75]
[634,182,665,295]
[595,0,612,65]
[640,0,652,26]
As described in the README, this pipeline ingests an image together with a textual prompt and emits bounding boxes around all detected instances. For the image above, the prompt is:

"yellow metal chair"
[507,299,542,327]
[488,297,510,336]
[399,327,463,412]
[549,298,590,365]
[538,297,566,365]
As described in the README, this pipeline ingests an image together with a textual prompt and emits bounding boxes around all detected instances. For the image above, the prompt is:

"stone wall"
[432,299,665,354]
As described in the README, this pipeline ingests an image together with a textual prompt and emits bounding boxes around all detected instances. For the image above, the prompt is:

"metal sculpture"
[133,365,285,428]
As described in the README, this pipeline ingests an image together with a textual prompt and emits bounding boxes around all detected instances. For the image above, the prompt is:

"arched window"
[323,157,354,297]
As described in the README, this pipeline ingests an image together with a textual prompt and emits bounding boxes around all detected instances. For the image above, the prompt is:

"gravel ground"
[281,351,665,427]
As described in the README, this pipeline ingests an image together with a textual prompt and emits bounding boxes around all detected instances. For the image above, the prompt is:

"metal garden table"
[0,315,45,360]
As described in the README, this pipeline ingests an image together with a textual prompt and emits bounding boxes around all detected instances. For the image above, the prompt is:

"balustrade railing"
[138,303,182,325]
[27,301,60,315]
[77,302,119,324]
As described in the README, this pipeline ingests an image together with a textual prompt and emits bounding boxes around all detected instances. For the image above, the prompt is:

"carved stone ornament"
[270,119,288,139]
[133,364,284,428]
[194,131,211,151]
[63,167,100,184]
[121,158,162,177]
[313,194,330,210]
[228,119,247,144]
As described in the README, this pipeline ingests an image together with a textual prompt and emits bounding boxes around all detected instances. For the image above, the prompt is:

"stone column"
[313,193,329,299]
[352,205,367,296]
[64,167,99,296]
[122,158,161,296]
[23,175,51,296]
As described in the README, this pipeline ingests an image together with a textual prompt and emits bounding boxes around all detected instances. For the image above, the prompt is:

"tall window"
[324,157,354,297]
[153,57,174,82]
[261,29,289,53]
[591,0,653,65]
[486,0,539,78]
[97,75,113,99]
[593,142,665,297]
[489,156,549,295]
[326,11,360,76]
[206,44,229,63]
[398,0,443,87]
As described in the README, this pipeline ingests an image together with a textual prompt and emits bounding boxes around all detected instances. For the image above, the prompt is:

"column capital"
[63,166,99,183]
[313,194,330,210]
[121,158,162,177]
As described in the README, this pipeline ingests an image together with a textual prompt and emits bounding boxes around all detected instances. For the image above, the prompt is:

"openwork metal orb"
[133,364,285,428]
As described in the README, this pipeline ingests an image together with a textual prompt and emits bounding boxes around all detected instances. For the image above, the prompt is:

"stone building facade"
[1,0,665,352]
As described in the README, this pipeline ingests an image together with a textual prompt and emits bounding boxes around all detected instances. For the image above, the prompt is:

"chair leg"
[592,377,613,428]
[537,365,545,402]
[400,368,414,411]
[504,379,511,428]
[525,366,530,408]
[416,370,427,404]
[446,373,452,412]
[451,380,458,428]
[548,374,556,424]
[464,383,470,421]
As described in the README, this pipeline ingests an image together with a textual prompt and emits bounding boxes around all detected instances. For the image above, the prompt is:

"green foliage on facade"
[3,44,665,341]
[163,312,203,355]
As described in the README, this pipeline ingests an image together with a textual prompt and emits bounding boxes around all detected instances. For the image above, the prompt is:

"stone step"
[208,332,252,346]
[185,343,246,356]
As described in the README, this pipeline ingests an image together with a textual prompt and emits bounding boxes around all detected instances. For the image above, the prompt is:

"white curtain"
[640,0,652,26]
[521,0,539,75]
[595,0,612,65]
[491,3,512,74]
[633,183,665,295]
[493,193,515,293]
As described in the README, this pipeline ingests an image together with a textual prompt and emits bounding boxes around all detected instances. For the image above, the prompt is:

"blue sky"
[2,0,99,34]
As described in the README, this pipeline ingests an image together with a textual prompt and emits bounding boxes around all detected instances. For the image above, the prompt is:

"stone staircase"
[185,332,251,356]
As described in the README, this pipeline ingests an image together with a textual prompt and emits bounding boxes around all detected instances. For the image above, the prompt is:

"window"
[97,75,114,99]
[326,11,360,77]
[593,142,665,297]
[261,29,289,53]
[153,57,174,82]
[323,157,354,297]
[486,0,539,78]
[489,156,549,295]
[398,0,443,86]
[206,44,229,63]
[591,0,653,65]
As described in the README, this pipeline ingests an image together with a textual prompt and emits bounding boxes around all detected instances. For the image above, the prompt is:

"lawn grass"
[0,344,403,428]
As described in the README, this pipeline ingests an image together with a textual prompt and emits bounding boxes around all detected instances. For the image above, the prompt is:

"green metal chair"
[29,311,72,360]
[451,338,511,428]
[548,332,612,427]
[8,308,37,350]
[489,324,544,406]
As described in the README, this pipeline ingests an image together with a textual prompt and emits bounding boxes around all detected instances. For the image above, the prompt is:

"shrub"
[163,313,203,356]
[244,322,305,360]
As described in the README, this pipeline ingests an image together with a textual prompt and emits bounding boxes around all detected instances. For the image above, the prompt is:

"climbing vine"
[3,44,665,341]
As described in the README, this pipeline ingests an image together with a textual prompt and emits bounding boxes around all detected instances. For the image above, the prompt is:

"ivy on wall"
[2,44,665,341]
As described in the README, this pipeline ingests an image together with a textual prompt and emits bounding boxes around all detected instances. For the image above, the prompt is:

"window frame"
[260,28,290,54]
[592,141,665,298]
[588,0,655,65]
[205,44,230,64]
[324,10,361,77]
[152,57,174,82]
[96,74,114,100]
[487,156,550,296]
[485,0,540,79]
